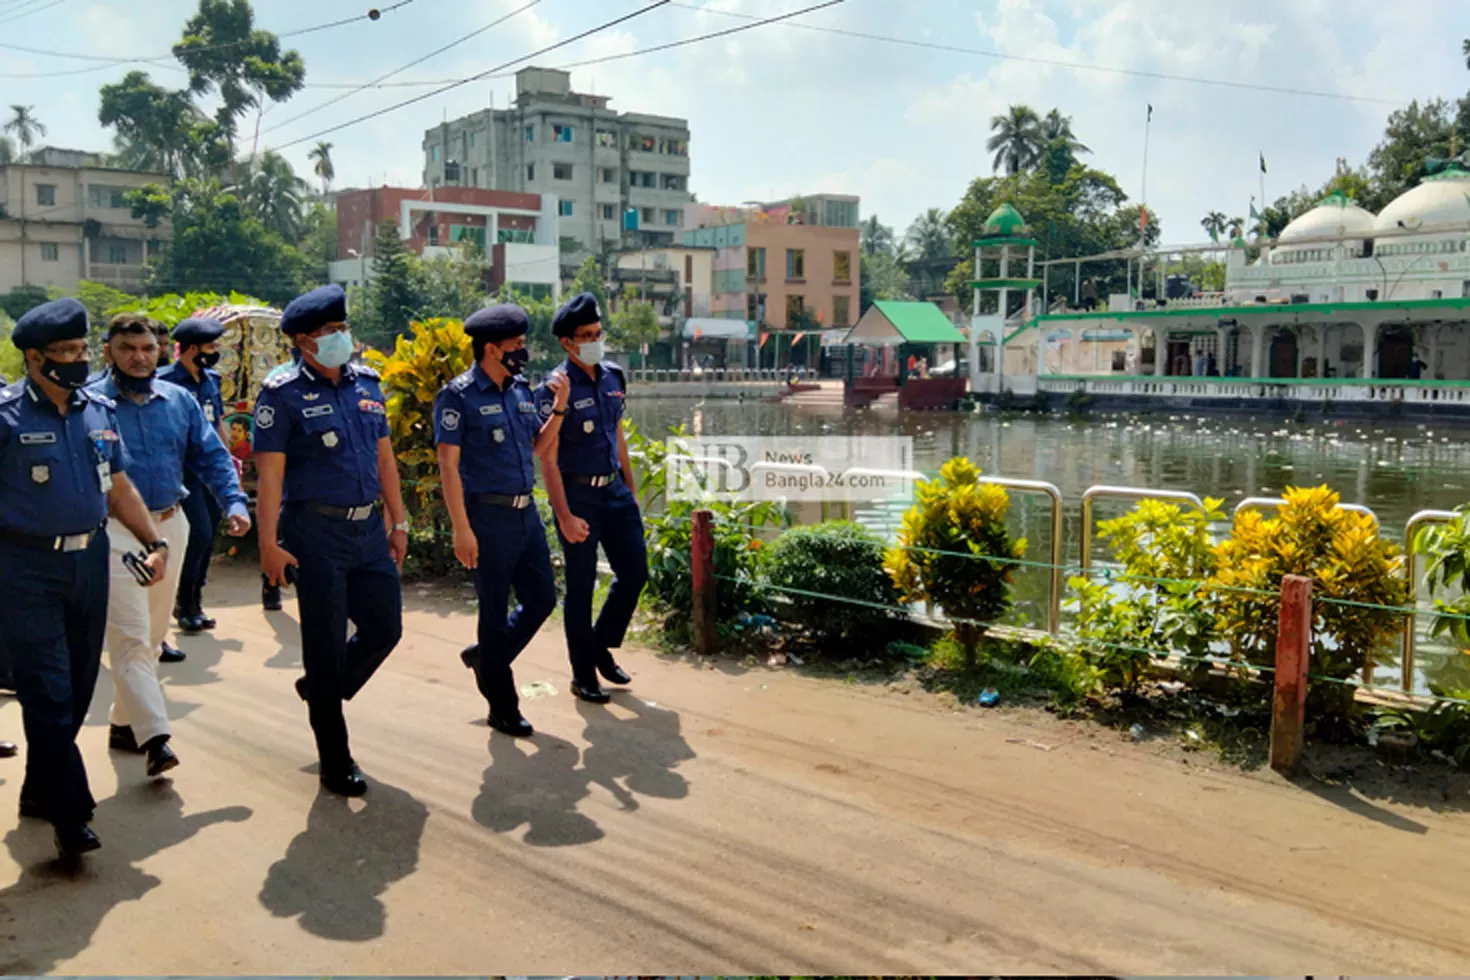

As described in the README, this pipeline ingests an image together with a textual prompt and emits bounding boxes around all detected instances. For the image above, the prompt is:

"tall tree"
[243,151,308,241]
[364,220,419,345]
[570,255,608,313]
[860,215,896,257]
[607,286,661,365]
[1463,37,1469,70]
[4,105,46,158]
[905,208,953,262]
[1366,98,1465,206]
[308,141,335,197]
[986,104,1043,175]
[99,71,214,177]
[1227,216,1246,239]
[1200,211,1228,243]
[1038,108,1091,182]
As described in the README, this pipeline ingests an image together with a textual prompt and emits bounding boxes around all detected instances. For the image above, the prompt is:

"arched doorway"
[1378,326,1413,379]
[1269,329,1299,379]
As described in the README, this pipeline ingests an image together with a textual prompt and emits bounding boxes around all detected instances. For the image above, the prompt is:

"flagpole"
[1139,104,1153,298]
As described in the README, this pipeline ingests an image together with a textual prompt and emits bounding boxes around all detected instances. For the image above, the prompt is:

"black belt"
[468,492,534,509]
[301,502,378,521]
[566,472,620,488]
[0,525,102,553]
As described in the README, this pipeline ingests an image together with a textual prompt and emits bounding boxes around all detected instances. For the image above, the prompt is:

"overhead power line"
[0,0,64,27]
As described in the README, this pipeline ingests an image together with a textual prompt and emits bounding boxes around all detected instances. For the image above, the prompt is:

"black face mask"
[195,350,221,369]
[40,358,91,391]
[112,366,153,395]
[501,347,530,374]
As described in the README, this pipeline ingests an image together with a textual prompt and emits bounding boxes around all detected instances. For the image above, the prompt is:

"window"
[786,294,804,323]
[663,209,681,226]
[498,228,535,244]
[469,131,477,148]
[431,145,441,162]
[601,167,617,184]
[629,170,655,188]
[559,200,574,217]
[833,250,851,282]
[35,184,56,206]
[661,174,686,192]
[747,293,763,322]
[40,243,58,261]
[596,129,617,148]
[553,162,573,181]
[427,224,440,245]
[87,185,129,208]
[833,295,851,326]
[526,163,535,181]
[633,134,656,152]
[786,248,805,280]
[659,138,688,156]
[450,225,486,248]
[469,167,478,186]
[641,207,656,224]
[107,243,128,264]
[552,124,574,143]
[822,199,859,228]
[524,125,535,143]
[747,247,765,279]
[601,204,615,221]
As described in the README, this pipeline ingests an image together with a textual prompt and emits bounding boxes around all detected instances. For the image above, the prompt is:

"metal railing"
[979,477,1065,633]
[1234,496,1379,525]
[1078,486,1208,575]
[1400,509,1461,692]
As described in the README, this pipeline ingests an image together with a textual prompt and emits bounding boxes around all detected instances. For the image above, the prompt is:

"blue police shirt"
[433,364,537,496]
[158,362,225,430]
[534,360,627,477]
[252,362,389,507]
[0,379,131,537]
[86,375,247,519]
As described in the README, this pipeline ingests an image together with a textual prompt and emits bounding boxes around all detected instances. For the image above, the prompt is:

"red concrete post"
[1270,574,1314,775]
[690,509,718,656]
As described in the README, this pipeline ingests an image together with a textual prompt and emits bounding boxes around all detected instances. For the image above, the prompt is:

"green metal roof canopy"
[844,301,966,347]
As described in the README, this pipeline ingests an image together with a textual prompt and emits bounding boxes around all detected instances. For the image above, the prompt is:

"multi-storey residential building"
[421,67,692,265]
[327,185,562,300]
[0,147,170,294]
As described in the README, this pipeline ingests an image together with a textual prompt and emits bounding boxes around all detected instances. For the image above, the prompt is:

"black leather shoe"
[0,669,14,693]
[571,680,611,704]
[320,764,368,797]
[294,676,309,701]
[488,713,534,738]
[262,583,282,611]
[144,736,179,778]
[176,612,206,635]
[196,610,217,631]
[55,822,102,858]
[0,740,16,759]
[159,642,186,663]
[598,662,632,686]
[109,724,142,753]
[459,644,480,670]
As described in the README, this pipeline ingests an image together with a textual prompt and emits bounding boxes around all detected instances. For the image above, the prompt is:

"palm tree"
[905,208,952,262]
[1463,38,1469,70]
[244,151,309,242]
[1040,109,1090,156]
[986,104,1043,175]
[860,215,896,257]
[1200,211,1228,243]
[308,141,335,197]
[1227,216,1246,239]
[3,105,46,159]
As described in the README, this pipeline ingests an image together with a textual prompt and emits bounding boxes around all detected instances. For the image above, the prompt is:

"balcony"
[87,262,146,288]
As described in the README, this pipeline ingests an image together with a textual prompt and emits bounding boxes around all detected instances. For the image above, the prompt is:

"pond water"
[628,396,1470,694]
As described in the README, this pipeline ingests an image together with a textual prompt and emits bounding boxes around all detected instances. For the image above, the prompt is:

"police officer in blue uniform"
[0,298,168,858]
[434,305,556,737]
[534,292,646,704]
[159,317,229,635]
[259,348,304,613]
[252,284,409,797]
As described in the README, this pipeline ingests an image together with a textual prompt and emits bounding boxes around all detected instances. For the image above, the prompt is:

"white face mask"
[313,330,353,369]
[576,339,606,365]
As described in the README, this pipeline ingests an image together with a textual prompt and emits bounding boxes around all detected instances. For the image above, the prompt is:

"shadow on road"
[0,783,251,975]
[163,629,244,688]
[578,694,694,809]
[472,731,603,846]
[258,778,428,941]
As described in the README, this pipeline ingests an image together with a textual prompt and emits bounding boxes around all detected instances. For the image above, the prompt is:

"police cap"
[280,284,348,336]
[551,292,601,338]
[172,316,226,347]
[12,298,88,351]
[464,304,529,342]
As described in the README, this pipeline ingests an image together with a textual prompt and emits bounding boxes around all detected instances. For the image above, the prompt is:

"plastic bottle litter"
[1128,723,1146,741]
[977,688,999,707]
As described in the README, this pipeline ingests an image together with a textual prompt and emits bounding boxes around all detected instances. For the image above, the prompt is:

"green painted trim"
[970,278,1043,289]
[1035,295,1470,324]
[972,236,1040,248]
[1041,373,1470,389]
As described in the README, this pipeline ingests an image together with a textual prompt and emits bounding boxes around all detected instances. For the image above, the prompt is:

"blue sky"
[2,0,1466,246]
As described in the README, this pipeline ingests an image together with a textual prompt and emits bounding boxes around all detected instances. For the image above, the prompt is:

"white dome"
[1278,195,1376,245]
[1374,171,1470,235]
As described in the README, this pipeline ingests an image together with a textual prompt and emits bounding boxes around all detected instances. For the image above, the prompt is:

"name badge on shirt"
[204,403,216,423]
[573,398,595,410]
[480,404,503,415]
[303,405,335,419]
[97,461,113,493]
[18,431,56,445]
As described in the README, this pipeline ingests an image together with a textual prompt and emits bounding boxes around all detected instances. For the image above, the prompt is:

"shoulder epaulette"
[604,361,627,384]
[81,388,116,409]
[263,365,301,389]
[353,363,381,379]
[0,383,23,405]
[448,369,475,392]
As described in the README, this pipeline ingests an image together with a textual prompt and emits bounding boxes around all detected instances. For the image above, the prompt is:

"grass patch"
[916,635,1099,709]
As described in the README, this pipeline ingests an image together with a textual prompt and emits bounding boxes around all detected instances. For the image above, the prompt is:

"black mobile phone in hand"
[122,550,154,587]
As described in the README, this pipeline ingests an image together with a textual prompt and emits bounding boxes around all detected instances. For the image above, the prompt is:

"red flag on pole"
[759,332,770,348]
[790,331,805,344]
[1139,208,1148,230]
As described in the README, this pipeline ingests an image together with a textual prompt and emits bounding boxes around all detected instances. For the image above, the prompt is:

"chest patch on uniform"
[19,431,56,445]
[518,401,536,413]
[583,419,595,434]
[204,404,217,422]
[88,429,119,442]
[573,397,595,410]
[359,399,385,415]
[322,431,340,448]
[256,405,276,429]
[480,404,503,415]
[303,405,334,419]
[493,428,505,443]
[608,389,625,400]
[30,464,49,484]
[302,392,321,401]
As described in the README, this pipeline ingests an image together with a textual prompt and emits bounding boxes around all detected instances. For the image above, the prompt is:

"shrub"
[645,500,787,621]
[1417,506,1470,654]
[761,520,901,644]
[1210,485,1406,719]
[885,457,1025,664]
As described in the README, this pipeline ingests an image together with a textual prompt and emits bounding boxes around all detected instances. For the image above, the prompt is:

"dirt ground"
[2,564,1469,975]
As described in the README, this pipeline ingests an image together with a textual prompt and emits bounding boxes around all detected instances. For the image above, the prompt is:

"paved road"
[2,565,1468,974]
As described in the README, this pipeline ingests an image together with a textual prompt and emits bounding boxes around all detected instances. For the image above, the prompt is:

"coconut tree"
[1227,216,1246,239]
[308,140,335,197]
[986,104,1044,175]
[3,105,46,159]
[1463,37,1469,70]
[244,151,309,242]
[1040,109,1090,157]
[1200,211,1228,243]
[905,208,953,262]
[860,214,896,257]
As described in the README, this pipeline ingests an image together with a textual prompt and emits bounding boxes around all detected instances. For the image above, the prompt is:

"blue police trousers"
[466,502,556,719]
[281,506,402,772]
[558,480,648,685]
[177,471,223,607]
[0,534,108,826]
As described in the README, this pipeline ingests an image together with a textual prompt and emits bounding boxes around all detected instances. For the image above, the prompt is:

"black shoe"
[54,822,101,858]
[196,610,217,631]
[159,642,186,664]
[262,584,282,611]
[571,680,611,704]
[144,736,179,778]
[176,612,206,635]
[459,644,480,670]
[0,669,14,693]
[0,740,15,759]
[109,724,142,753]
[488,713,534,737]
[598,662,632,686]
[320,764,368,797]
[294,676,309,701]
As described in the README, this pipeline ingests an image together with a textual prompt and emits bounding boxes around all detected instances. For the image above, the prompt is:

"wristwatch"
[552,407,567,416]
[145,539,169,555]
[392,520,410,533]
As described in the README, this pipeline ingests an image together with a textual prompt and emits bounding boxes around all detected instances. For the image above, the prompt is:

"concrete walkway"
[2,564,1469,974]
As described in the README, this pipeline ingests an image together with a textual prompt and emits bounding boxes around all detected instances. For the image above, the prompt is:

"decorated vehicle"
[185,302,292,486]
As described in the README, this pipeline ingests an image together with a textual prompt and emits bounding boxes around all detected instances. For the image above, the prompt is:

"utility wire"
[0,0,63,27]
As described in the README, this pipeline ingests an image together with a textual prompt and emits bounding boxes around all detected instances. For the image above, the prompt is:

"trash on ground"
[1128,723,1147,741]
[1006,737,1055,752]
[787,653,805,666]
[767,653,788,667]
[977,688,999,707]
[520,680,557,701]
